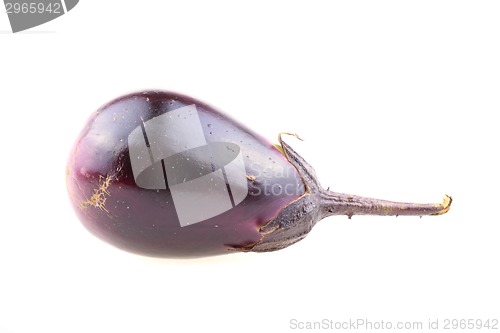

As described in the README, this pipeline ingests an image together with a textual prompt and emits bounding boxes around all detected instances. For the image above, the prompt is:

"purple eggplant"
[66,91,452,258]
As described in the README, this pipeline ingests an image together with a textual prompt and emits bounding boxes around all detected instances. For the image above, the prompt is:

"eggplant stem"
[236,135,452,253]
[319,191,452,219]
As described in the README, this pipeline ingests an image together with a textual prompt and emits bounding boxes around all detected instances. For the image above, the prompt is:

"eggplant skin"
[66,91,305,258]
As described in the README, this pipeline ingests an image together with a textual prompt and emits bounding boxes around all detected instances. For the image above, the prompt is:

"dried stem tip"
[320,192,452,219]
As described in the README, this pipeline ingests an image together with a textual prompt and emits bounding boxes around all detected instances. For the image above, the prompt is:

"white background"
[1,1,499,332]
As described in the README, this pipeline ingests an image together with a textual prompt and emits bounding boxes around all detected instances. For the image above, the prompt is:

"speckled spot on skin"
[80,174,115,213]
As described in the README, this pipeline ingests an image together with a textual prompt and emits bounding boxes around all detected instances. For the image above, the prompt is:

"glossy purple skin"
[67,91,305,258]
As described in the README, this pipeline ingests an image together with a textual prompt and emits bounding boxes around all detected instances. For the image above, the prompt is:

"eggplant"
[66,91,451,258]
